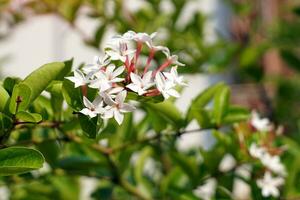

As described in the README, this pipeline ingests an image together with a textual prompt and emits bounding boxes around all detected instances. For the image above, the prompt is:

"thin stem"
[143,49,156,75]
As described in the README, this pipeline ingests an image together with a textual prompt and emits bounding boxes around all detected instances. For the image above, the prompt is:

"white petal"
[120,103,136,113]
[126,83,140,93]
[88,80,102,89]
[163,72,174,82]
[83,96,94,109]
[161,91,170,99]
[108,87,124,94]
[142,71,153,85]
[100,81,112,92]
[111,77,125,83]
[113,66,125,78]
[92,95,103,106]
[106,64,116,74]
[103,108,114,119]
[80,108,97,118]
[102,92,116,106]
[130,73,143,85]
[155,72,165,92]
[66,77,83,88]
[116,90,127,104]
[114,110,124,125]
[167,89,180,98]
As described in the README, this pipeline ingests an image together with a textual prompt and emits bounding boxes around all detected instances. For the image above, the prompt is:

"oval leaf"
[213,85,230,126]
[9,62,67,114]
[16,111,42,123]
[0,147,45,176]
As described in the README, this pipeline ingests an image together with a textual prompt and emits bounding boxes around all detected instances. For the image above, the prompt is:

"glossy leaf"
[9,62,67,114]
[0,147,44,176]
[0,85,9,112]
[16,111,42,123]
[213,85,230,126]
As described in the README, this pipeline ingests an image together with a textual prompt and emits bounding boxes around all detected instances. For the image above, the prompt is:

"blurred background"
[1,0,300,199]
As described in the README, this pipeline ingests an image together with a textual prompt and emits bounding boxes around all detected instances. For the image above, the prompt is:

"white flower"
[121,30,157,45]
[102,90,135,125]
[126,71,155,95]
[89,64,125,92]
[82,55,110,75]
[161,48,185,66]
[80,96,105,118]
[66,69,90,88]
[249,143,267,159]
[251,111,272,132]
[257,172,284,198]
[249,143,287,176]
[261,153,286,176]
[163,66,187,86]
[155,72,180,99]
[218,154,236,172]
[106,41,136,62]
[193,178,217,200]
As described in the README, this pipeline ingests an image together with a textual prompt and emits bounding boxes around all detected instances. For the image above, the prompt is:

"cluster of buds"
[248,111,286,198]
[66,31,186,125]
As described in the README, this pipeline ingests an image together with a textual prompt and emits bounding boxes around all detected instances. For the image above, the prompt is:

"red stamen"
[81,85,88,97]
[143,48,156,76]
[133,41,143,69]
[153,59,172,76]
[144,89,160,96]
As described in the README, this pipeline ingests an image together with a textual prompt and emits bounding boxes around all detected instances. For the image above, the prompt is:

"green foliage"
[9,62,68,114]
[0,147,44,176]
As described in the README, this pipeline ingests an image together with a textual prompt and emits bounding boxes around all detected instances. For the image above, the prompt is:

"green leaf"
[9,62,67,114]
[78,114,102,139]
[213,85,230,126]
[127,92,164,103]
[62,78,83,111]
[143,101,184,129]
[280,49,300,72]
[0,147,44,176]
[191,82,225,108]
[0,85,9,112]
[9,83,32,114]
[0,113,13,137]
[223,106,250,124]
[16,111,42,123]
[190,108,212,128]
[3,77,21,95]
[58,156,101,170]
[187,83,225,124]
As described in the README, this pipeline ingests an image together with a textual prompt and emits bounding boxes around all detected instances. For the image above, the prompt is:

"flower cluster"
[66,31,186,124]
[248,112,286,198]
